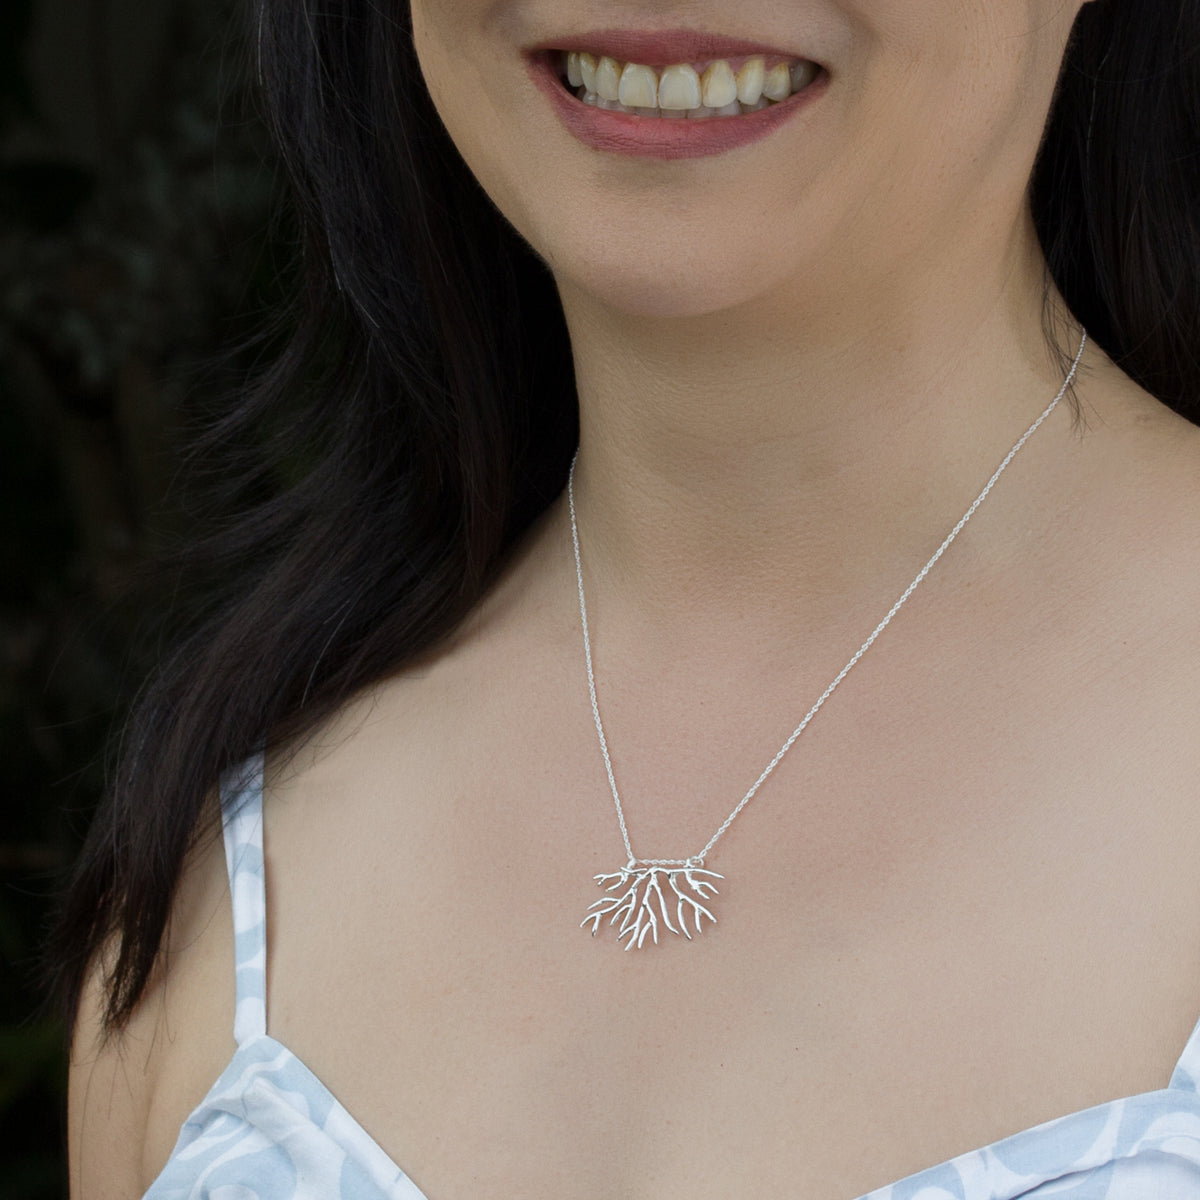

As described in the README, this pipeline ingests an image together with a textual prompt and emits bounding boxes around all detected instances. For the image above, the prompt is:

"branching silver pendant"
[582,863,723,949]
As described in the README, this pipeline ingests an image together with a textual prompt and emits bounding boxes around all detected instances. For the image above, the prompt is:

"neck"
[554,211,1083,644]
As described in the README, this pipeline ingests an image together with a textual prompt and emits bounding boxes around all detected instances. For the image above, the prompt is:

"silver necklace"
[571,330,1087,949]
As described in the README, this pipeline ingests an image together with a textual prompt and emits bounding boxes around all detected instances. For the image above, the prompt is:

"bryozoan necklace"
[572,330,1088,949]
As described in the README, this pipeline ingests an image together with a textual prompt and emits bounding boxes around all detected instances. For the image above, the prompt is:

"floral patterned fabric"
[143,754,1200,1198]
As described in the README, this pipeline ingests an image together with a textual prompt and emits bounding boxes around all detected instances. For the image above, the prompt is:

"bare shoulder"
[68,804,236,1197]
[1076,363,1200,577]
[68,942,154,1200]
[1069,368,1200,777]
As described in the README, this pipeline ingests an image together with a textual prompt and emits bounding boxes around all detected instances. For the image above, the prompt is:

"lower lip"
[526,54,825,161]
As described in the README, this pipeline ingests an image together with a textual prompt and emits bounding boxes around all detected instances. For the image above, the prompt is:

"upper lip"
[525,28,811,68]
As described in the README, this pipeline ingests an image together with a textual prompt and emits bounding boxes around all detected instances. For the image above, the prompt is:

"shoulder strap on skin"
[219,752,268,1045]
[1170,1007,1200,1093]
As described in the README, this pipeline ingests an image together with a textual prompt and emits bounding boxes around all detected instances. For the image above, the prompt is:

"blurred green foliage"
[1,0,283,1193]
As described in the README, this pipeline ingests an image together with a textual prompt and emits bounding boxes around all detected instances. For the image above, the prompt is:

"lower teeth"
[576,86,775,118]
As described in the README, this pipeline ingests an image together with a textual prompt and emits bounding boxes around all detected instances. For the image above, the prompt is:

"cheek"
[845,0,1076,174]
[411,0,548,246]
[816,2,1074,248]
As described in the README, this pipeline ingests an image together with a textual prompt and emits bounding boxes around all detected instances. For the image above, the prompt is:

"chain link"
[569,330,1087,868]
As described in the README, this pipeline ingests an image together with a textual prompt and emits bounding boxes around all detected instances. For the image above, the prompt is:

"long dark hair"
[51,0,1200,1033]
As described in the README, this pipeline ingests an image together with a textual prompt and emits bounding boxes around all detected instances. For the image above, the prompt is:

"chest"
[220,580,1200,1200]
[261,732,1200,1200]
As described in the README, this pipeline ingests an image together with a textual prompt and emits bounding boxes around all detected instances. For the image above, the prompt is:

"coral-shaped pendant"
[582,862,723,949]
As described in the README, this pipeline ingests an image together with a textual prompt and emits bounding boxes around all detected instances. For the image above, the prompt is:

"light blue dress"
[143,754,1200,1198]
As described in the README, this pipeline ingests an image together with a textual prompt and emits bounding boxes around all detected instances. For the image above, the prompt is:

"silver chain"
[569,330,1087,869]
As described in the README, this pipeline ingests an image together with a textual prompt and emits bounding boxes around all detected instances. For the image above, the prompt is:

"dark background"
[1,0,282,1193]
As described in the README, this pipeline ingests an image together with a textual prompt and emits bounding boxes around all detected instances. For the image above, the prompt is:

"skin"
[71,2,1200,1198]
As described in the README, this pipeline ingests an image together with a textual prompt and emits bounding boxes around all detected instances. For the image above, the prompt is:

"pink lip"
[525,46,825,162]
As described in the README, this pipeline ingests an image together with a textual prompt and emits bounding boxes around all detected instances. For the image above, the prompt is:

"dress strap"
[219,752,267,1045]
[1170,1005,1200,1093]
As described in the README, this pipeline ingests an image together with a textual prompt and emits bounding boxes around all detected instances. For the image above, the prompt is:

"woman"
[58,0,1200,1196]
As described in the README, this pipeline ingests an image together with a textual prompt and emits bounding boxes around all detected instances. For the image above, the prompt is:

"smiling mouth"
[547,50,823,119]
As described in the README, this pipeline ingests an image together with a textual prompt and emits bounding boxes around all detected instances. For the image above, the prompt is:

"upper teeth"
[563,52,818,117]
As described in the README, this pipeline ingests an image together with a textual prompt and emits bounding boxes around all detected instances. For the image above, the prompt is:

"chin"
[563,271,761,320]
[551,235,779,320]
